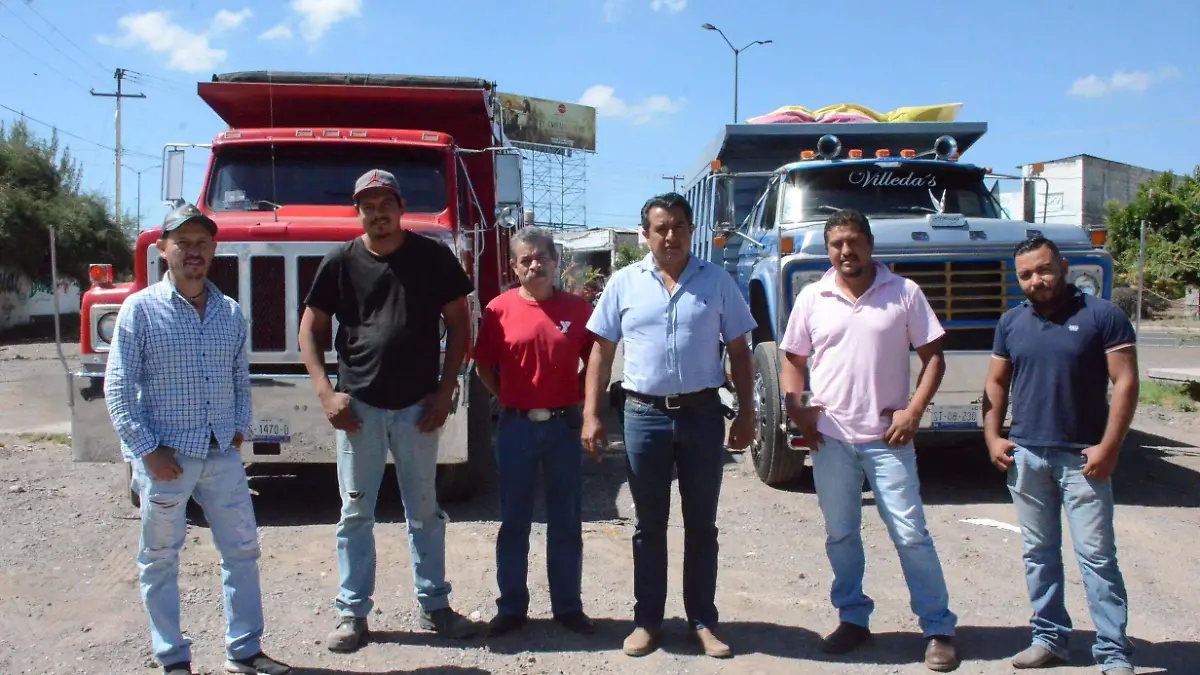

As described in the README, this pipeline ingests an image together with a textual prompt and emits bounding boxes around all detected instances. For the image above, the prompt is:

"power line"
[12,0,111,74]
[0,0,103,79]
[0,101,158,159]
[0,30,93,92]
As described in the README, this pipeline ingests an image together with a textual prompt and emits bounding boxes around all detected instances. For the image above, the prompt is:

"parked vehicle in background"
[679,119,1112,485]
[69,71,532,502]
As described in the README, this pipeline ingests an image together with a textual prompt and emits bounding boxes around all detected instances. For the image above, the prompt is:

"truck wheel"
[749,341,807,486]
[436,371,495,503]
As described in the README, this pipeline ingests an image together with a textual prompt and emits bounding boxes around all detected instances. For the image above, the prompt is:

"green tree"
[0,120,132,287]
[613,242,649,271]
[1104,166,1200,296]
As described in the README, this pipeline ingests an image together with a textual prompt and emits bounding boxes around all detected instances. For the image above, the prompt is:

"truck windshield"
[779,163,1001,222]
[206,144,449,213]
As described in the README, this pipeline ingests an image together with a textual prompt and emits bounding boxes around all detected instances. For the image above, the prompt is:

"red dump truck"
[69,71,528,502]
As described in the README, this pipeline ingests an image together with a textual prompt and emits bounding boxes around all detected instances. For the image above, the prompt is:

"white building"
[996,154,1163,229]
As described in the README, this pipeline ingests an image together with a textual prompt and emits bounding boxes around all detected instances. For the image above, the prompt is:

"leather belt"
[502,405,577,423]
[625,387,720,411]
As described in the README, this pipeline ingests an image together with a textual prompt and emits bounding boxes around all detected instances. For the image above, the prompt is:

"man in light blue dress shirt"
[583,192,757,659]
[105,204,290,675]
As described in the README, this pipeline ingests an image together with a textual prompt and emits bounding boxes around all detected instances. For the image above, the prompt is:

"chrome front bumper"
[70,372,471,465]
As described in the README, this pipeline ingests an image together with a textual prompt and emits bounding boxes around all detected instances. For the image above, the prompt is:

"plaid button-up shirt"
[104,275,251,461]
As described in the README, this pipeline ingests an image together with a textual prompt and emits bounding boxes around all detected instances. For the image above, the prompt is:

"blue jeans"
[335,398,450,616]
[494,408,584,617]
[811,438,957,637]
[1007,445,1133,671]
[131,444,264,666]
[623,397,725,630]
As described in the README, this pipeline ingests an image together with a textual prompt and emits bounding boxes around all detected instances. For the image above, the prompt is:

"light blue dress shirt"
[104,276,251,461]
[587,253,756,397]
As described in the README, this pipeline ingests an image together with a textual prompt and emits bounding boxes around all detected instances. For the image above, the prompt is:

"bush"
[1111,286,1170,320]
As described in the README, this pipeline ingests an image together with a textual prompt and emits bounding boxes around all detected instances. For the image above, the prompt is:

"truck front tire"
[436,371,495,503]
[749,341,807,486]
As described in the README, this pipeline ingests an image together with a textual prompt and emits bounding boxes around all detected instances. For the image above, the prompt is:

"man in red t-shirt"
[474,226,597,638]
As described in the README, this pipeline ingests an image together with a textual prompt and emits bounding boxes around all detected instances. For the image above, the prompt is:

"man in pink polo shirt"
[779,209,959,672]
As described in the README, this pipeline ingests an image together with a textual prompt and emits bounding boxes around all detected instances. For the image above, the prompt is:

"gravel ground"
[2,336,1200,675]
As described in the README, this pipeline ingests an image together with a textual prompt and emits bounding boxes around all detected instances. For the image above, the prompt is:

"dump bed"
[683,121,988,185]
[199,71,498,150]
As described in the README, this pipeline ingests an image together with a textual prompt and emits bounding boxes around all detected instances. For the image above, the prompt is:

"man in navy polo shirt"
[982,236,1139,675]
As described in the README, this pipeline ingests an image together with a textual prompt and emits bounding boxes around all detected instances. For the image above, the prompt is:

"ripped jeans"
[131,444,264,667]
[334,397,451,617]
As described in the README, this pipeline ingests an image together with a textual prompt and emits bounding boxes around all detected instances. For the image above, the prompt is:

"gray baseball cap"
[353,169,403,201]
[161,203,217,238]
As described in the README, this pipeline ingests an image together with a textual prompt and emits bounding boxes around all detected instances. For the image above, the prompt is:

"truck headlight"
[1067,265,1104,296]
[789,269,825,301]
[97,312,118,343]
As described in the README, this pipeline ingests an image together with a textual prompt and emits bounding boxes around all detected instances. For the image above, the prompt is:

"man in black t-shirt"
[982,236,1138,675]
[299,169,476,651]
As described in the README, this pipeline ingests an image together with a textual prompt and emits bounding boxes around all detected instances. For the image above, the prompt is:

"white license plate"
[930,405,979,430]
[253,419,291,443]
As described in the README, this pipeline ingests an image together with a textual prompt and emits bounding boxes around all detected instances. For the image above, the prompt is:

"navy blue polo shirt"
[993,286,1137,449]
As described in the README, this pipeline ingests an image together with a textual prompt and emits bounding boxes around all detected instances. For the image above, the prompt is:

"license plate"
[930,405,979,430]
[253,419,291,443]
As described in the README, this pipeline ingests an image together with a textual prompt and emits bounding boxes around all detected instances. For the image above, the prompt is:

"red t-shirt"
[474,288,595,409]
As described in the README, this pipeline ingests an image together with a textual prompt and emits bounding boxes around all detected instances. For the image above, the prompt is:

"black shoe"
[224,652,292,675]
[822,621,872,654]
[554,611,596,635]
[163,663,191,675]
[419,607,480,639]
[488,613,528,637]
[326,616,369,652]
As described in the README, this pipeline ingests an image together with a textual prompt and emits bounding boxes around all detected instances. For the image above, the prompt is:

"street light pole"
[124,164,161,229]
[702,24,772,123]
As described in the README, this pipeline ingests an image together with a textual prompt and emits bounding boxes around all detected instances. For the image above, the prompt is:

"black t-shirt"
[304,233,474,410]
[993,286,1137,449]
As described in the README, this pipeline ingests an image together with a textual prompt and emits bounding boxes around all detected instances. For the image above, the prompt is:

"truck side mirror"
[163,149,186,205]
[495,153,523,206]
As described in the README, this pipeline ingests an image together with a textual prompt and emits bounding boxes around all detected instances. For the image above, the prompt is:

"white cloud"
[259,24,294,41]
[98,10,251,73]
[650,0,687,12]
[211,8,253,32]
[291,0,362,43]
[603,0,624,22]
[579,85,681,124]
[1067,66,1181,98]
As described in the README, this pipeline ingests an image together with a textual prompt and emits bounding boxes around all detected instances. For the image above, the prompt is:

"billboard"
[498,93,596,152]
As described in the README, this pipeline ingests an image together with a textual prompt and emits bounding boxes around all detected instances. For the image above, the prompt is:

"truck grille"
[889,260,1011,323]
[150,244,340,364]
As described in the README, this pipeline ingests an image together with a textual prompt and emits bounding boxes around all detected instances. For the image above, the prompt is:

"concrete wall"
[0,268,81,333]
[999,156,1162,230]
[1080,157,1162,228]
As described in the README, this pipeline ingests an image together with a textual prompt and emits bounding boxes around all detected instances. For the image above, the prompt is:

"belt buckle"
[663,395,681,410]
[528,408,552,423]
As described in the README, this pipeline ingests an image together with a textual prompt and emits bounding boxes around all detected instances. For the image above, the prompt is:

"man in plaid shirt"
[105,204,290,675]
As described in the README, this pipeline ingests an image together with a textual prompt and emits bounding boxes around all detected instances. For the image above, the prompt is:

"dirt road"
[2,337,1200,674]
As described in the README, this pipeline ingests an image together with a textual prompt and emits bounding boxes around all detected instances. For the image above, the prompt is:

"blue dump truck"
[680,121,1113,486]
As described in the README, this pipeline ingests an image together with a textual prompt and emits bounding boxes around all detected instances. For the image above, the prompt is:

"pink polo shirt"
[779,262,945,444]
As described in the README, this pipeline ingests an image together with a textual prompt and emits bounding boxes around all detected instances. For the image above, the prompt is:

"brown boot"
[1012,644,1065,669]
[622,627,659,657]
[925,635,959,672]
[692,628,733,659]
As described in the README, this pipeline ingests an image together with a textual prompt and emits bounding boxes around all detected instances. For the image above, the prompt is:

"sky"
[1,0,1198,231]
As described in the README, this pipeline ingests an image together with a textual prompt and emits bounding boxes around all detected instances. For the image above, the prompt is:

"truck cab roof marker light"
[223,130,242,139]
[296,129,314,137]
[422,132,440,142]
[900,149,916,159]
[89,264,113,286]
[349,130,368,137]
[710,159,722,171]
[848,149,863,159]
[875,149,891,158]
[800,150,816,160]
[323,129,341,137]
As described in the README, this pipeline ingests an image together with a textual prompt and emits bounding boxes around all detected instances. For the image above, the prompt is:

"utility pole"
[702,24,772,123]
[662,174,684,192]
[125,164,161,229]
[91,68,145,234]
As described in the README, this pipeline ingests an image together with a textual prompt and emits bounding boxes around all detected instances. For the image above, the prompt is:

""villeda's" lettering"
[848,171,938,188]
